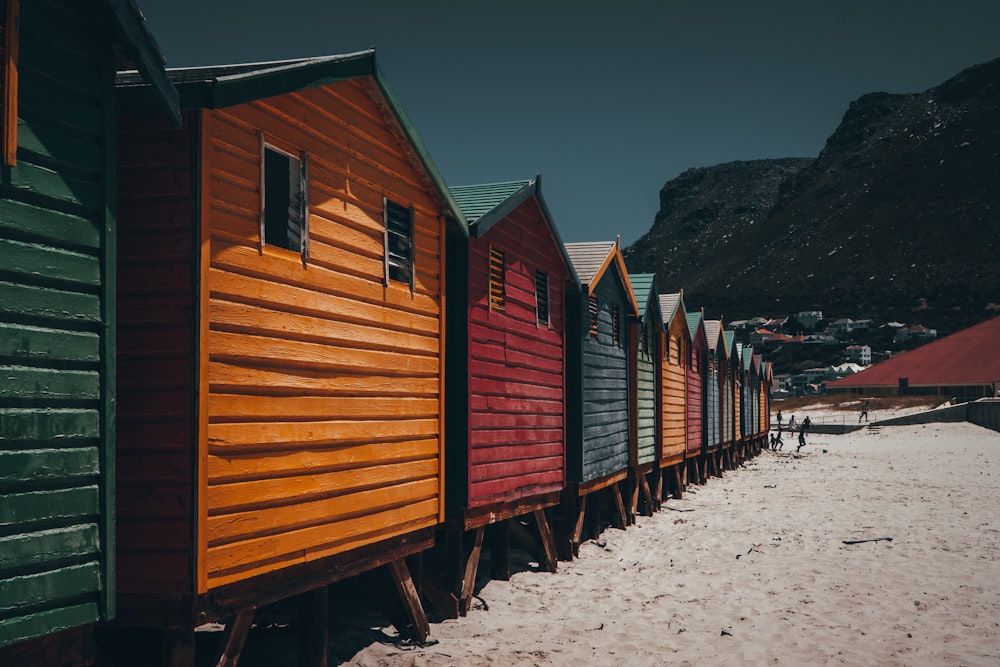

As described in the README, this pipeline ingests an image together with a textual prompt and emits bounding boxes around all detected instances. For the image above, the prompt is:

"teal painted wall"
[0,0,117,648]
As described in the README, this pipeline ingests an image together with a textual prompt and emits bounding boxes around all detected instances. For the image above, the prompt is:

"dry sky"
[135,1,1000,245]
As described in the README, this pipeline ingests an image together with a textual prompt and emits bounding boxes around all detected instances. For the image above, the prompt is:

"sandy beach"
[335,418,1000,666]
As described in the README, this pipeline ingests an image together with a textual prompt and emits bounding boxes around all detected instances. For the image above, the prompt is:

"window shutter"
[489,244,505,311]
[535,270,549,326]
[612,306,620,347]
[300,151,309,262]
[588,295,599,337]
[259,132,266,252]
[385,199,414,286]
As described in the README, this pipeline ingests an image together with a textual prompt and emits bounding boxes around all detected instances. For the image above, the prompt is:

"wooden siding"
[685,342,705,458]
[630,305,657,467]
[0,0,117,647]
[722,368,735,445]
[659,321,686,467]
[459,199,568,508]
[115,111,196,596]
[705,357,721,452]
[567,270,630,483]
[200,81,445,589]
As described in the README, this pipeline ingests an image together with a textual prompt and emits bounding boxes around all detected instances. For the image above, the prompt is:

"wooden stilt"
[297,588,327,667]
[490,520,511,581]
[532,509,558,572]
[639,473,656,515]
[672,465,684,500]
[386,558,430,642]
[215,609,254,667]
[571,494,588,556]
[444,528,464,596]
[421,574,459,619]
[610,482,627,530]
[653,468,663,503]
[628,478,640,525]
[459,527,485,617]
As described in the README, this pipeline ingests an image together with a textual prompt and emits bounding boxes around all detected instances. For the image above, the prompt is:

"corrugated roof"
[686,311,703,340]
[704,319,722,352]
[628,273,656,314]
[450,180,531,224]
[658,292,685,328]
[828,316,1000,388]
[564,241,616,285]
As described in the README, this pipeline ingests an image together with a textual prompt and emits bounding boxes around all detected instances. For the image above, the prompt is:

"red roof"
[828,316,1000,388]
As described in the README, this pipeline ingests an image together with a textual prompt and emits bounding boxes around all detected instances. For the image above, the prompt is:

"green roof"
[450,180,532,225]
[686,311,703,340]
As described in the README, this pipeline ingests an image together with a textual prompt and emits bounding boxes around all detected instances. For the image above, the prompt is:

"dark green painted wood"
[0,367,100,402]
[0,323,100,364]
[0,448,100,482]
[0,198,99,250]
[0,603,99,648]
[0,487,100,526]
[0,408,99,443]
[0,563,101,614]
[0,281,101,324]
[0,525,100,571]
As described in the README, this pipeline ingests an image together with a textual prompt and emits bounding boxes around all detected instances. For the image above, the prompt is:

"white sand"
[346,420,1000,666]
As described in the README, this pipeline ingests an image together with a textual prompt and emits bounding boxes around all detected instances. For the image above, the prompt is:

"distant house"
[830,318,854,334]
[828,317,1000,399]
[896,324,937,343]
[797,311,824,329]
[845,344,872,365]
[749,328,775,345]
[851,319,874,331]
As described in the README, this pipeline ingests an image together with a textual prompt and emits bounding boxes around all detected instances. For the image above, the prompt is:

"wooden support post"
[459,527,485,617]
[653,468,663,503]
[420,574,459,620]
[532,509,558,572]
[386,558,430,642]
[163,628,196,667]
[672,465,684,500]
[571,494,587,557]
[610,482,627,530]
[490,520,511,581]
[445,528,464,596]
[214,609,255,667]
[628,478,640,525]
[639,473,656,516]
[296,588,327,667]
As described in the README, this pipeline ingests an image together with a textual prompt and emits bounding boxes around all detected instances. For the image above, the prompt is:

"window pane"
[264,146,303,252]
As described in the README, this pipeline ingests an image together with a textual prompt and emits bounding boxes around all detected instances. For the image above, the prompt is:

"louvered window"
[1,0,19,166]
[385,199,414,285]
[489,245,505,311]
[262,143,308,256]
[612,306,620,347]
[588,296,599,338]
[641,322,649,356]
[535,270,549,326]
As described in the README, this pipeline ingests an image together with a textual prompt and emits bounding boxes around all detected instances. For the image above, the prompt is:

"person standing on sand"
[776,411,783,431]
[797,423,807,452]
[859,400,869,423]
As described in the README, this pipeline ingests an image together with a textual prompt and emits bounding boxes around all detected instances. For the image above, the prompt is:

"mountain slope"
[624,57,1000,334]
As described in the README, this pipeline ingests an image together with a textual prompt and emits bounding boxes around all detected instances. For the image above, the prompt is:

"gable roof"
[828,316,1000,389]
[564,240,639,316]
[658,291,688,334]
[96,0,180,124]
[704,319,725,354]
[627,273,661,325]
[449,176,580,286]
[117,49,466,235]
[686,310,707,348]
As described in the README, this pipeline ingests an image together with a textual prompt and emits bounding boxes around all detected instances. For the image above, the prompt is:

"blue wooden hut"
[702,317,724,477]
[0,2,177,663]
[560,240,638,556]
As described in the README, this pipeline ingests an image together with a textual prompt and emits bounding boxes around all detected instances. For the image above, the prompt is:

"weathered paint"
[627,273,658,468]
[703,319,723,454]
[685,311,707,458]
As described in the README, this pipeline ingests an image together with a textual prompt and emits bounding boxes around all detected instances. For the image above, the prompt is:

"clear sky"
[135,1,1000,245]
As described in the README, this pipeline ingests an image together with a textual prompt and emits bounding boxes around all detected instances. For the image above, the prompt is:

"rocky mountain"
[624,57,1000,336]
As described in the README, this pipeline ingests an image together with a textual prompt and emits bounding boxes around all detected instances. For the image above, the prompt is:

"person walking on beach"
[776,411,783,432]
[797,423,807,452]
[859,400,869,423]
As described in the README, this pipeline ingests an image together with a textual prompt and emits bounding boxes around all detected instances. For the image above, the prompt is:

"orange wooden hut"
[657,291,689,498]
[112,50,466,660]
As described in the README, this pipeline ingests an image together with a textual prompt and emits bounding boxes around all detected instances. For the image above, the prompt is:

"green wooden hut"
[0,0,177,661]
[626,272,661,520]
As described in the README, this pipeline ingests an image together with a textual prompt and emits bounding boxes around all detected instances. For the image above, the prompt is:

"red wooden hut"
[685,310,708,485]
[112,50,466,660]
[441,177,577,614]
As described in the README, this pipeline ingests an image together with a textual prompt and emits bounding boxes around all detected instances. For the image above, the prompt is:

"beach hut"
[731,340,745,460]
[703,317,725,476]
[0,1,177,663]
[626,273,662,521]
[111,50,465,660]
[685,309,708,485]
[657,291,689,498]
[441,177,576,614]
[742,347,760,455]
[721,329,737,467]
[561,240,638,556]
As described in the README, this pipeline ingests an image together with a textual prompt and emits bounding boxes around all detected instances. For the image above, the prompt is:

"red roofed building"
[827,317,1000,399]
